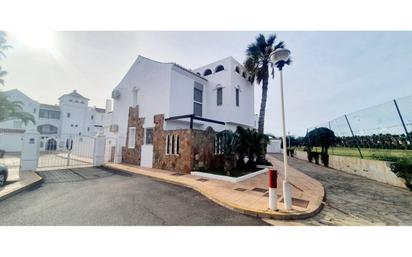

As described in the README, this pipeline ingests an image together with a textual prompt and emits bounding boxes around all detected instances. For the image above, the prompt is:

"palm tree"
[0,93,35,125]
[0,31,11,86]
[244,34,290,134]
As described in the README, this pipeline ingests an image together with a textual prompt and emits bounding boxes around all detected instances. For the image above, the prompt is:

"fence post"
[20,129,40,173]
[393,99,411,145]
[114,135,124,164]
[344,114,363,159]
[93,131,106,166]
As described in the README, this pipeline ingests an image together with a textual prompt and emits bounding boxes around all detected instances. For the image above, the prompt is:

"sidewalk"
[104,155,325,220]
[0,170,43,201]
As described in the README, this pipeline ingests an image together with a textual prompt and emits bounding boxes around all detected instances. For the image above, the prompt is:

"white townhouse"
[110,55,257,172]
[111,55,256,143]
[0,89,108,152]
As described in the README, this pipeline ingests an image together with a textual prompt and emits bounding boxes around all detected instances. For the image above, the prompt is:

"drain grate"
[197,178,208,182]
[280,198,309,208]
[251,187,267,193]
[234,187,247,192]
[171,173,185,176]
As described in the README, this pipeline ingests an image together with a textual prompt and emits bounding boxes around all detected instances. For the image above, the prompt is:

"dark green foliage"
[236,126,271,167]
[0,92,36,125]
[336,133,412,150]
[213,127,272,176]
[304,127,336,166]
[390,158,412,190]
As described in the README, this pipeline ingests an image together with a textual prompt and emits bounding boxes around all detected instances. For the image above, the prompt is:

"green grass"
[296,147,412,160]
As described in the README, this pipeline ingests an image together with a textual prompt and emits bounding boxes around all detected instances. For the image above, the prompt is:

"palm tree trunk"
[258,75,269,134]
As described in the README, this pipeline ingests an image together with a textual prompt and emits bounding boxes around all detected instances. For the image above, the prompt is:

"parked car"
[0,164,8,186]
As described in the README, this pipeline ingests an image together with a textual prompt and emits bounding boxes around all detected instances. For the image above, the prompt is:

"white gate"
[37,135,95,171]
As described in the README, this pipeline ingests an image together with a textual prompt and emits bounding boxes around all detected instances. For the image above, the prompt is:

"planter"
[191,168,268,183]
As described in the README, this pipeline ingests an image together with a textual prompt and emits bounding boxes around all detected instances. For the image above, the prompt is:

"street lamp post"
[270,48,292,210]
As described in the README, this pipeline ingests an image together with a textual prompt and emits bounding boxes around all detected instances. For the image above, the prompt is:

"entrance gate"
[37,135,95,171]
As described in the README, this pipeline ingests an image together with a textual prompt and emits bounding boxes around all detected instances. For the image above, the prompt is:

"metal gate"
[37,135,95,171]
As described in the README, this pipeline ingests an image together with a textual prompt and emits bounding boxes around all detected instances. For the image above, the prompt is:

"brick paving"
[104,157,325,220]
[265,154,412,226]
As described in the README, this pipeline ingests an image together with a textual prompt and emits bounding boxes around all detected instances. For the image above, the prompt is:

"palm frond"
[266,34,277,46]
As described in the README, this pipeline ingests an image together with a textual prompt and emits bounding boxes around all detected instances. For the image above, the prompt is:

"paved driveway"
[0,167,267,226]
[266,154,412,226]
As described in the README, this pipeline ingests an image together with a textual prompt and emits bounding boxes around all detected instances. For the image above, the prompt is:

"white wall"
[0,132,24,152]
[193,57,255,131]
[59,96,90,141]
[112,56,172,146]
[267,139,282,153]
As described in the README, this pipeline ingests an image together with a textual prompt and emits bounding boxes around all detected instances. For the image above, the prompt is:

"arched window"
[203,69,212,76]
[215,65,224,73]
[242,71,246,78]
[235,66,240,73]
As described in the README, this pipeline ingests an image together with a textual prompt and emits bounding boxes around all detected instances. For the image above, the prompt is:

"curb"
[104,164,325,221]
[0,172,44,202]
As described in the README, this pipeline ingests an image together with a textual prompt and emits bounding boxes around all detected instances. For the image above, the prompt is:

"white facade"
[0,89,107,152]
[111,55,256,147]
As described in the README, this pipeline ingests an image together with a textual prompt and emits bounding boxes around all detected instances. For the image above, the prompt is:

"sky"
[1,31,412,137]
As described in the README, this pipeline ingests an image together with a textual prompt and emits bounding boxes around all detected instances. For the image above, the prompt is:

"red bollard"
[268,168,278,210]
[269,169,278,189]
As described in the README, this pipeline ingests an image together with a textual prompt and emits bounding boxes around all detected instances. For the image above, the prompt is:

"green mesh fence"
[305,95,412,160]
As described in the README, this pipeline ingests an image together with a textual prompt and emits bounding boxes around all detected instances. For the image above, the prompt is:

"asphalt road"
[266,154,412,226]
[0,167,267,226]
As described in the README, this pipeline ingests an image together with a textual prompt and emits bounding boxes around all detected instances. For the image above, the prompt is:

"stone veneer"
[122,107,223,173]
[122,106,144,165]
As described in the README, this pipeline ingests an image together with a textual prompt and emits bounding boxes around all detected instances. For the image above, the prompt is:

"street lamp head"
[270,48,291,69]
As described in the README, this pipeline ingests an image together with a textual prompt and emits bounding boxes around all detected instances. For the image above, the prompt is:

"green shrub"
[389,158,412,190]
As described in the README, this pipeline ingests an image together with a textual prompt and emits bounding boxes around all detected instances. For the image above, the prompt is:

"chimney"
[105,99,112,113]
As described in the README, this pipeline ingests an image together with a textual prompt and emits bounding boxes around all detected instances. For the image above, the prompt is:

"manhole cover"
[197,178,208,182]
[234,187,247,192]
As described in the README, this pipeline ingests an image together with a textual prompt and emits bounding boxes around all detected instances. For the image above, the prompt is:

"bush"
[371,154,412,190]
[390,158,412,190]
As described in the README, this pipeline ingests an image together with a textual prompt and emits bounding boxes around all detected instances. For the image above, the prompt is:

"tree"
[0,93,36,125]
[305,127,336,166]
[0,31,11,86]
[244,34,290,134]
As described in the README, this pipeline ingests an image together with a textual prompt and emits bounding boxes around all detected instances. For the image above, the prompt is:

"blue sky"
[2,31,412,136]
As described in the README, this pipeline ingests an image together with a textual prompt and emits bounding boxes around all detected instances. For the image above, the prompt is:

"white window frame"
[128,127,136,149]
[175,135,180,155]
[235,87,240,107]
[132,88,139,107]
[193,82,203,117]
[217,87,223,106]
[144,127,154,145]
[166,135,171,154]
